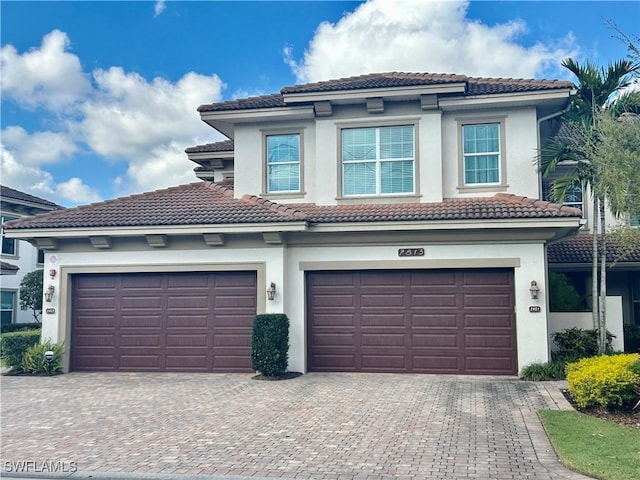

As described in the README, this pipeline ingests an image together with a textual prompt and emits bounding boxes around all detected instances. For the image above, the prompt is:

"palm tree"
[539,57,639,353]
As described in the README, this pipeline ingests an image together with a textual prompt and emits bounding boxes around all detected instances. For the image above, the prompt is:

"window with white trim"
[630,212,639,227]
[462,123,501,185]
[342,125,415,196]
[266,134,300,193]
[1,215,17,256]
[543,180,583,212]
[1,290,15,325]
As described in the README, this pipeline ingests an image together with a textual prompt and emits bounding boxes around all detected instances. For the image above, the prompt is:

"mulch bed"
[251,371,303,381]
[561,389,640,429]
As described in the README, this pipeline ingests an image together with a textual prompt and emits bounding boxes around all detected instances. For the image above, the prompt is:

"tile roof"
[0,261,19,274]
[185,139,234,154]
[548,233,640,264]
[198,72,574,112]
[3,182,581,232]
[0,185,62,209]
[291,194,582,223]
[3,182,304,230]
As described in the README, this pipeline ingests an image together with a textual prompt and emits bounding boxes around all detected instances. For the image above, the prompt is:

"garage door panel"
[361,354,406,370]
[413,355,460,372]
[361,333,406,347]
[412,333,458,347]
[120,334,162,347]
[464,314,514,328]
[412,314,457,327]
[166,314,209,328]
[361,293,404,307]
[72,271,256,372]
[463,294,512,308]
[313,332,355,346]
[308,269,516,375]
[465,334,514,349]
[411,294,457,307]
[361,314,406,327]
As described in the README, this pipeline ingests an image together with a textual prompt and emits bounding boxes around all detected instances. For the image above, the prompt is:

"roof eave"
[439,89,575,110]
[281,83,467,104]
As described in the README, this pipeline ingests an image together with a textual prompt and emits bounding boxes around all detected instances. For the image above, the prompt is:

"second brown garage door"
[307,269,516,375]
[71,271,256,372]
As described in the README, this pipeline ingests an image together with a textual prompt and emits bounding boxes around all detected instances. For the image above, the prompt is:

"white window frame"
[1,290,16,325]
[457,118,508,192]
[340,123,417,197]
[1,214,18,257]
[264,131,303,195]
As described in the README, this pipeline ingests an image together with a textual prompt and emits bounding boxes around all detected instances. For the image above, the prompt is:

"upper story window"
[543,180,583,212]
[342,125,415,196]
[266,134,300,193]
[630,213,639,227]
[463,123,500,185]
[1,215,17,256]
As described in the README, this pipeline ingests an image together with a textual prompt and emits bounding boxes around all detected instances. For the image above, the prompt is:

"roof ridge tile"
[239,194,307,221]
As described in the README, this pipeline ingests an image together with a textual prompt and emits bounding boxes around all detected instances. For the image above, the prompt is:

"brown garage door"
[71,271,256,372]
[307,269,516,375]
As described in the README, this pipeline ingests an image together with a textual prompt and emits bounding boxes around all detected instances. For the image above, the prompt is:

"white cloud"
[1,126,77,166]
[55,177,102,204]
[0,29,91,110]
[76,68,224,158]
[286,0,580,83]
[154,0,166,17]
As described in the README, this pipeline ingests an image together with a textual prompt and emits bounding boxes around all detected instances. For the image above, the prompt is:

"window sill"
[456,184,509,194]
[261,191,307,200]
[335,194,422,205]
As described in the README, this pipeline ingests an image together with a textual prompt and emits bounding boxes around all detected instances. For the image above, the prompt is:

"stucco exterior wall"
[548,296,624,352]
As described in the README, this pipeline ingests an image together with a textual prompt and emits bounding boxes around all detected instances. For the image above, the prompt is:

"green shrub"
[1,322,42,334]
[623,324,640,353]
[520,360,567,381]
[22,340,64,375]
[566,353,640,409]
[0,329,41,369]
[252,314,289,377]
[551,327,613,362]
[548,271,587,311]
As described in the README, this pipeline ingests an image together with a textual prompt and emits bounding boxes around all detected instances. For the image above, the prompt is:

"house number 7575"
[398,248,425,257]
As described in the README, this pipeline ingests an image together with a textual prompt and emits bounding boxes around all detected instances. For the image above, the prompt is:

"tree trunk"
[591,195,599,331]
[598,199,607,354]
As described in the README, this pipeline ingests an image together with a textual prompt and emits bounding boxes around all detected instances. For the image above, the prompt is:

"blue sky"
[1,0,638,207]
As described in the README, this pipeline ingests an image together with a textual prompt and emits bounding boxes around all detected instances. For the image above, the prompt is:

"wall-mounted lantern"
[49,269,57,279]
[44,285,55,303]
[529,280,540,300]
[266,282,276,301]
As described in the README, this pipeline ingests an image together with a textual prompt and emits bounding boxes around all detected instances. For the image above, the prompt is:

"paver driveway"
[1,373,590,480]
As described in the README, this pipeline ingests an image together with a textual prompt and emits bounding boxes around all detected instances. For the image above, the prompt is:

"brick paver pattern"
[0,373,590,479]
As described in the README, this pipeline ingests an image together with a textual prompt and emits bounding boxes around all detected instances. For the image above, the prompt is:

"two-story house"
[1,185,63,324]
[4,72,586,375]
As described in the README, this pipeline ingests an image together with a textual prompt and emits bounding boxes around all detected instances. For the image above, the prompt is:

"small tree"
[19,269,43,323]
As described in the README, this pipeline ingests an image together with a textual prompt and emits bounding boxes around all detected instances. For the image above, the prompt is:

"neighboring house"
[4,72,586,375]
[1,185,63,324]
[541,122,640,328]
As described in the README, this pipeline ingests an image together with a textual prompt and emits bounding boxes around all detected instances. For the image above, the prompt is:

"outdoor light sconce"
[529,280,540,300]
[266,282,277,301]
[44,285,55,303]
[49,269,57,279]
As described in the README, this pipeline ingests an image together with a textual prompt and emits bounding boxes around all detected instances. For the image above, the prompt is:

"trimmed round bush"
[566,353,640,409]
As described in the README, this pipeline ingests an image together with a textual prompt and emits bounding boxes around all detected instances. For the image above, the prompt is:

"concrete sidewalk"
[0,372,590,480]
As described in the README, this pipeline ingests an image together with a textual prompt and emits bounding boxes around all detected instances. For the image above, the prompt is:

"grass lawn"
[539,410,640,480]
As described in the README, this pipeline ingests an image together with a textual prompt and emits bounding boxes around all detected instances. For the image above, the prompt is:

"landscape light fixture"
[266,282,277,301]
[44,350,54,375]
